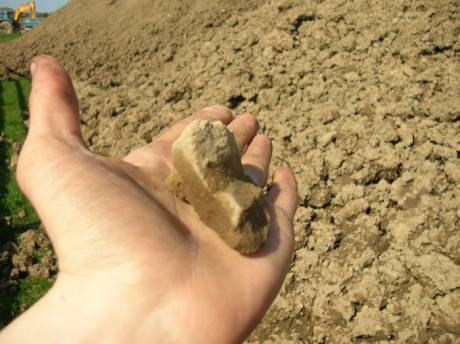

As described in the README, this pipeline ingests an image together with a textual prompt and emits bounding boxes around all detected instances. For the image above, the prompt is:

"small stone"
[408,253,460,292]
[317,131,336,147]
[309,186,332,208]
[28,264,50,279]
[166,120,270,253]
[437,290,460,329]
[8,152,19,170]
[352,305,386,338]
[17,209,26,219]
[397,127,414,146]
[444,162,460,183]
[12,254,28,272]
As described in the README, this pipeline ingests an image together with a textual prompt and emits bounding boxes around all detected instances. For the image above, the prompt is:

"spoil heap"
[1,0,459,342]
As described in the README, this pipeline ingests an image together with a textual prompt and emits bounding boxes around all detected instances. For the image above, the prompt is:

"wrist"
[1,271,246,344]
[0,273,171,343]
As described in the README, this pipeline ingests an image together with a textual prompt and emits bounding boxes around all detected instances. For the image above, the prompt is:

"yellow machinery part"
[14,0,37,24]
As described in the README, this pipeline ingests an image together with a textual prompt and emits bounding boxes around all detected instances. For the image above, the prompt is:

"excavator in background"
[0,0,37,34]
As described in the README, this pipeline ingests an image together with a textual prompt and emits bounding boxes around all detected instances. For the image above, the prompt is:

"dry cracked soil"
[0,0,459,342]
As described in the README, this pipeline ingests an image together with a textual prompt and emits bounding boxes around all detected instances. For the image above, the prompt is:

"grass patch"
[0,79,39,231]
[0,277,55,325]
[0,78,51,329]
[12,277,55,314]
[0,79,29,142]
[0,33,20,43]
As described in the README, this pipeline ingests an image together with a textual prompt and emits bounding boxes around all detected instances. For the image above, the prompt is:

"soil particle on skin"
[1,0,459,341]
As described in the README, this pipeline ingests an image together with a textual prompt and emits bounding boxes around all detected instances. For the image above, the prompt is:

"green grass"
[0,277,54,322]
[0,79,39,230]
[12,277,55,314]
[0,78,53,328]
[0,33,20,43]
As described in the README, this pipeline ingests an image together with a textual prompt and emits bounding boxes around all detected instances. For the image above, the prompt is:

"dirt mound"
[1,0,460,342]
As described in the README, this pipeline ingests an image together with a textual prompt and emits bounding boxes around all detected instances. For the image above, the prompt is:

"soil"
[1,0,459,342]
[0,228,57,311]
[167,119,270,253]
[2,229,57,280]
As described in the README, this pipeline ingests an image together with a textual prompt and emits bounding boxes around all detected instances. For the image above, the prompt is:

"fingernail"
[30,62,37,77]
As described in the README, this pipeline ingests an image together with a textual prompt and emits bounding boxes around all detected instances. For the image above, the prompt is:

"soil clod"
[166,120,270,253]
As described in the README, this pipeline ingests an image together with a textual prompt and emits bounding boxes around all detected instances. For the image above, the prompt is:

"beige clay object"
[166,119,270,253]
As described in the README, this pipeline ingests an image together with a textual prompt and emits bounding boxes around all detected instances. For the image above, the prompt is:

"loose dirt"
[1,0,459,342]
[0,228,57,316]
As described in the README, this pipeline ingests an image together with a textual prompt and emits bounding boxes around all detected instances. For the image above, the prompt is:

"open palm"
[1,56,298,343]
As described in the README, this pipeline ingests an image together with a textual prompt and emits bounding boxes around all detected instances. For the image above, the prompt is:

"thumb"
[28,55,83,143]
[16,56,85,195]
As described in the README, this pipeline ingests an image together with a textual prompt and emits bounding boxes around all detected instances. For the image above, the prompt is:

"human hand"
[0,56,298,343]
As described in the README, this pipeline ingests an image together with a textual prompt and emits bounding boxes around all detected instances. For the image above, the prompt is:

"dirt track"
[1,0,459,342]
